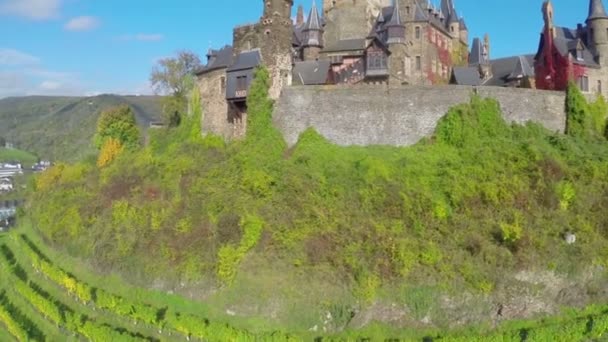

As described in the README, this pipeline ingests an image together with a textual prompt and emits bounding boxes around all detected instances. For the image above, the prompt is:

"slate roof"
[196,45,233,75]
[588,0,608,20]
[452,55,536,87]
[485,55,536,87]
[536,26,600,68]
[323,38,366,53]
[469,38,486,65]
[292,60,331,85]
[451,67,482,86]
[226,49,262,72]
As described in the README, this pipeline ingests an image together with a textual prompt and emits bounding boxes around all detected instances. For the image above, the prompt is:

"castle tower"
[386,0,405,44]
[302,0,324,60]
[386,0,408,85]
[322,0,391,48]
[259,0,294,98]
[441,0,460,39]
[587,0,608,65]
[263,0,293,19]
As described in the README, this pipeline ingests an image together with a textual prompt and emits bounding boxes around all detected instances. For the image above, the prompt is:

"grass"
[0,147,38,167]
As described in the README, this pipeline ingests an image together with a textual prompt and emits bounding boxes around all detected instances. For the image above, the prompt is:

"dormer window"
[576,48,583,61]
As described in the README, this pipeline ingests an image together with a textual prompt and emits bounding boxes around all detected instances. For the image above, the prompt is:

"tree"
[150,51,201,127]
[93,105,140,149]
[97,138,123,168]
[150,51,201,98]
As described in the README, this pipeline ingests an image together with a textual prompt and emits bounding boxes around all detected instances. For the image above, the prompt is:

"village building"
[0,178,13,192]
[196,0,470,140]
[534,0,608,96]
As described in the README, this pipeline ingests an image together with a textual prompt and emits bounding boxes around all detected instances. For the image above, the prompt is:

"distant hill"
[0,95,163,162]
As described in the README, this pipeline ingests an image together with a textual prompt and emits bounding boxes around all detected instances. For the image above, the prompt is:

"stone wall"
[274,85,567,147]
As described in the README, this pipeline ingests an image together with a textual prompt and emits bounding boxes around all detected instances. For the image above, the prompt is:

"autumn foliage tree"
[97,138,124,168]
[93,105,139,167]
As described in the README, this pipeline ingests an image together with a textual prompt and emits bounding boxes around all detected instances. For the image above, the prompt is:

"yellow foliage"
[35,163,66,191]
[97,138,124,168]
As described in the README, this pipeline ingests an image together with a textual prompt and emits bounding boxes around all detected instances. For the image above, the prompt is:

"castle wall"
[198,68,231,138]
[274,85,567,147]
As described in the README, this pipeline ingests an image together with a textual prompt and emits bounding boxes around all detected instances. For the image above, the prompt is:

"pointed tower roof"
[588,0,608,20]
[304,0,322,31]
[459,17,468,30]
[441,0,459,23]
[386,0,403,27]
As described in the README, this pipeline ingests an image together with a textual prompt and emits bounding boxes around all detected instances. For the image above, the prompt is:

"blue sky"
[0,0,599,98]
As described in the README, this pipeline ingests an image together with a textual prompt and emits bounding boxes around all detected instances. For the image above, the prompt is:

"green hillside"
[0,95,163,162]
[18,71,608,339]
[0,148,38,167]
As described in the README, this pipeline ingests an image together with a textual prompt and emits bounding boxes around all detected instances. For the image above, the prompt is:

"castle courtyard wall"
[274,85,567,147]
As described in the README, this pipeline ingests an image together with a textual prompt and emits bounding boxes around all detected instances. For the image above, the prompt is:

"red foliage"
[535,25,587,90]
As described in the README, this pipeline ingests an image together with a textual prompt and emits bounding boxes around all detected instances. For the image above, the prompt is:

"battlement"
[274,85,568,147]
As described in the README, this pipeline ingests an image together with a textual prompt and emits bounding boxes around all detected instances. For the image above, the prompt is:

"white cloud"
[0,0,62,20]
[119,33,165,42]
[64,16,99,31]
[39,80,61,90]
[0,48,40,66]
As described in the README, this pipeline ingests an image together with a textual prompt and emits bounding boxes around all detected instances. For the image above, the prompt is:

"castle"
[196,0,470,140]
[195,0,608,142]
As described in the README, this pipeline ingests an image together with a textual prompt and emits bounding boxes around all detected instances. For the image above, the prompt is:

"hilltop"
[0,95,163,162]
[23,70,608,338]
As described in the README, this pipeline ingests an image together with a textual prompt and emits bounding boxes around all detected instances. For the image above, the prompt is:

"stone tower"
[259,0,294,98]
[323,0,391,48]
[302,1,324,60]
[587,0,608,65]
[386,0,408,85]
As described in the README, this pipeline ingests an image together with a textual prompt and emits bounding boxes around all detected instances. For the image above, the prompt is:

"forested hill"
[0,95,163,162]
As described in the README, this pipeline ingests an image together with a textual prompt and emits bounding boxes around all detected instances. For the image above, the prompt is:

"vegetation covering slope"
[0,95,162,162]
[25,71,608,335]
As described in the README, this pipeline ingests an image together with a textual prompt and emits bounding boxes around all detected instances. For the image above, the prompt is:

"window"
[404,57,411,76]
[406,6,410,15]
[416,56,421,71]
[430,29,435,43]
[577,75,589,92]
[576,48,583,61]
[367,51,387,70]
[236,75,248,97]
[220,76,226,94]
[431,58,436,73]
[415,26,421,39]
[598,80,603,94]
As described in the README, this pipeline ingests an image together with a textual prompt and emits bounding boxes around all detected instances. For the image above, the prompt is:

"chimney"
[297,5,305,26]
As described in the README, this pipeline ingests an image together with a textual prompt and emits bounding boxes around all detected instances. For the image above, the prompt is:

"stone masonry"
[274,85,567,147]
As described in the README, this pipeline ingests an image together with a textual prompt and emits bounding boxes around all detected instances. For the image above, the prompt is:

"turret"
[302,0,324,60]
[459,17,468,44]
[386,0,405,44]
[587,0,608,65]
[441,0,460,36]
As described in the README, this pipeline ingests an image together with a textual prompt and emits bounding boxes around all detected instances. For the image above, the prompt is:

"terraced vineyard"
[0,226,608,341]
[0,228,301,342]
[0,231,608,342]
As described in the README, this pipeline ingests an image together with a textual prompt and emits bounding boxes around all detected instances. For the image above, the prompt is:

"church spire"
[589,0,608,20]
